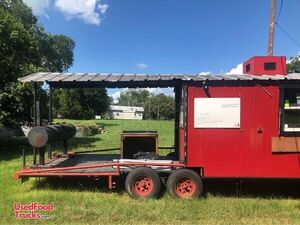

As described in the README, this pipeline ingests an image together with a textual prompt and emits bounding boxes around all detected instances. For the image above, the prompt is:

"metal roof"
[18,72,300,88]
[110,105,144,112]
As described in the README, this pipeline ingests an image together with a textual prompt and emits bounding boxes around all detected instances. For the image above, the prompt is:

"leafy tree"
[0,5,38,89]
[144,93,174,120]
[117,89,150,107]
[108,96,114,105]
[54,89,110,119]
[0,0,75,127]
[116,89,174,120]
[38,34,75,72]
[287,55,300,73]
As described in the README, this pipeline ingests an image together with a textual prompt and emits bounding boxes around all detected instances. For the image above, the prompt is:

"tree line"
[117,89,175,120]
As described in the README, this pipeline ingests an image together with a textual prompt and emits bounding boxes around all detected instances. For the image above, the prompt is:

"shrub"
[82,125,100,136]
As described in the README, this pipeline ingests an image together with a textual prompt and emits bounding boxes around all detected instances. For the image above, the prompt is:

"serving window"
[280,87,300,135]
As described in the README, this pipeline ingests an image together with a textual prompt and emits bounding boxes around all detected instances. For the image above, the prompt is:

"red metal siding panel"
[186,85,300,178]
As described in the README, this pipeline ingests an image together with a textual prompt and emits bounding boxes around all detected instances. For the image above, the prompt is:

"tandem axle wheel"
[125,167,161,199]
[166,169,203,198]
[125,167,203,199]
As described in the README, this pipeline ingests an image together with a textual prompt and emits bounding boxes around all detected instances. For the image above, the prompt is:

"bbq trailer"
[14,56,300,198]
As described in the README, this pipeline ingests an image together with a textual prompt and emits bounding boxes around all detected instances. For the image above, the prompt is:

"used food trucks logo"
[13,202,55,219]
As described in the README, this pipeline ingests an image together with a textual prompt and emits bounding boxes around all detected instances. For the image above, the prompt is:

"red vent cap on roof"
[243,56,286,76]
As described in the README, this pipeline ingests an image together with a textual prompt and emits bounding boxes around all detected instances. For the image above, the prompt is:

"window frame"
[264,62,277,71]
[246,64,251,72]
[279,84,300,136]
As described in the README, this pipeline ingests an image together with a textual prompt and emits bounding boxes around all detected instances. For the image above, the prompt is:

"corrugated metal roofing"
[17,72,300,89]
[19,72,300,83]
[110,105,144,112]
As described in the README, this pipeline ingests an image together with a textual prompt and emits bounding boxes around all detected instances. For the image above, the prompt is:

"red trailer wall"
[186,85,300,178]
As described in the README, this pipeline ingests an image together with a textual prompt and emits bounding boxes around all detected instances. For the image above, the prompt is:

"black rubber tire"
[166,169,203,199]
[125,167,161,199]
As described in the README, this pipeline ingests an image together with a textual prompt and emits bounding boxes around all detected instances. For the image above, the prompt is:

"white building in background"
[109,105,144,120]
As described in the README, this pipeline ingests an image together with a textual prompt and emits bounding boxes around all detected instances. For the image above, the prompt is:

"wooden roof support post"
[49,85,53,125]
[33,83,38,165]
[47,85,53,159]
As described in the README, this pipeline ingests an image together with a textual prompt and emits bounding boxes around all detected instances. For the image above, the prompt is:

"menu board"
[194,98,240,128]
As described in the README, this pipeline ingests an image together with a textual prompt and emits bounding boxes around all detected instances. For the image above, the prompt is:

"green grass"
[1,119,300,225]
[54,119,174,154]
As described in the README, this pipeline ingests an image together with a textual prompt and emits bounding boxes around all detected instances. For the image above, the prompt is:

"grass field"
[1,119,300,225]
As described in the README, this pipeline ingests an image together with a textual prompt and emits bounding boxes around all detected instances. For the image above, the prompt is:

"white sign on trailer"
[194,98,240,128]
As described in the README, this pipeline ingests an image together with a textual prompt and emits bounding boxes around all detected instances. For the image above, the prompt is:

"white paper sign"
[194,98,240,128]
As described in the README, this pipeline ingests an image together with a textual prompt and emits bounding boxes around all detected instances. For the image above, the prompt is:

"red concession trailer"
[14,56,300,198]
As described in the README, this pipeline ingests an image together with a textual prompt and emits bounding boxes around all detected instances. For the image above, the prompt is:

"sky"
[23,0,300,101]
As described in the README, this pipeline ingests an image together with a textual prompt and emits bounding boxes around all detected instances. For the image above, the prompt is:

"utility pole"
[267,0,276,56]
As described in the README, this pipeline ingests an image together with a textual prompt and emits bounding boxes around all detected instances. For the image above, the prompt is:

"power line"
[275,22,300,47]
[276,0,284,23]
[274,0,300,49]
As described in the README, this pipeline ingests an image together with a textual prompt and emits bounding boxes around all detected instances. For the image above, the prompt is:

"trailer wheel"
[166,169,203,198]
[125,167,161,199]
